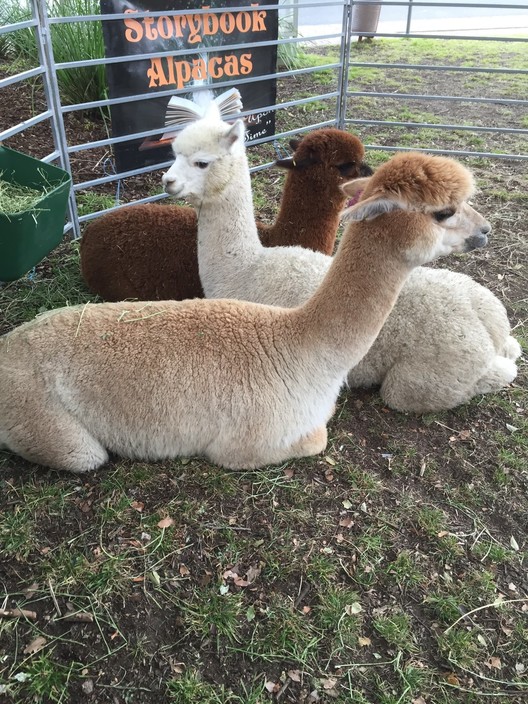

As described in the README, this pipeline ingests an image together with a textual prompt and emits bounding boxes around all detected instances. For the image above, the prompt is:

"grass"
[0,0,107,107]
[1,32,528,704]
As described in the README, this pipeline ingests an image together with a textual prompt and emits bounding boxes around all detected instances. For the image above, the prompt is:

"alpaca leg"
[502,336,522,361]
[1,404,108,473]
[288,424,328,458]
[379,364,472,413]
[209,425,328,470]
[473,356,518,395]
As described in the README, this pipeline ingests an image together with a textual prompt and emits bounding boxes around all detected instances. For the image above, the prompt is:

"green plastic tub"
[0,146,72,281]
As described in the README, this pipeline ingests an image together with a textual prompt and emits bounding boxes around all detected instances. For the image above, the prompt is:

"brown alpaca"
[0,149,490,473]
[79,129,371,301]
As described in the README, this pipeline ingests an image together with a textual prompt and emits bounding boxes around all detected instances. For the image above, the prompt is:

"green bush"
[1,0,107,106]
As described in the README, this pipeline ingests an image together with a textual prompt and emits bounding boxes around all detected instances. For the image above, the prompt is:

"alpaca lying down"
[79,129,371,301]
[0,149,488,472]
[162,104,521,412]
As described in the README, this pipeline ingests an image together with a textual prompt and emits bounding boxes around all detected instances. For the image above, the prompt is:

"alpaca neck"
[295,222,412,377]
[197,150,263,288]
[265,169,344,252]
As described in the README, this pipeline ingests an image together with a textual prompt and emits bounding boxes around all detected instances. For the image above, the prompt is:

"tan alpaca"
[0,150,489,473]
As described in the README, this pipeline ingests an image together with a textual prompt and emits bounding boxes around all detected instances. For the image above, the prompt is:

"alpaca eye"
[337,162,356,176]
[433,208,456,222]
[195,161,209,169]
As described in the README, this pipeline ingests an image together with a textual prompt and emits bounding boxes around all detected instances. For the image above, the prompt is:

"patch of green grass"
[242,592,322,666]
[384,550,423,589]
[373,611,416,653]
[76,192,116,218]
[0,241,95,333]
[183,586,244,645]
[436,627,483,669]
[314,586,363,658]
[167,670,253,703]
[10,651,81,704]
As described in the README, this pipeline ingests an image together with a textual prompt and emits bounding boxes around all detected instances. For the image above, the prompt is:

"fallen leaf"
[412,697,427,704]
[445,672,459,686]
[283,468,294,479]
[324,456,336,466]
[149,570,161,586]
[506,423,519,433]
[342,499,352,509]
[358,636,371,647]
[345,602,362,615]
[157,516,174,529]
[288,669,301,682]
[339,516,354,528]
[246,605,256,622]
[130,501,144,512]
[324,468,334,482]
[234,576,249,587]
[264,680,278,693]
[486,656,502,670]
[515,663,525,675]
[23,636,46,655]
[458,429,471,440]
[322,677,337,689]
[245,564,261,584]
[219,584,229,595]
[302,605,312,614]
[179,564,190,577]
[510,536,520,551]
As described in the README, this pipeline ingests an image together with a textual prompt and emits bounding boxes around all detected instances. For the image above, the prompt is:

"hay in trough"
[0,171,50,216]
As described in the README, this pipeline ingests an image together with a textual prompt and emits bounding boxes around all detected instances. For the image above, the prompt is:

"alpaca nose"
[480,221,492,236]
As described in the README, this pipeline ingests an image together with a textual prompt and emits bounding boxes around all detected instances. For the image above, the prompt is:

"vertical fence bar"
[32,0,81,238]
[405,0,414,36]
[336,0,353,128]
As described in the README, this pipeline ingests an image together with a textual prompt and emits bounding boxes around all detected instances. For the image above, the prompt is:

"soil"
[0,42,527,704]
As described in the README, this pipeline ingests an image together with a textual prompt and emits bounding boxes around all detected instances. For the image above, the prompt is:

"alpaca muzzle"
[464,231,489,251]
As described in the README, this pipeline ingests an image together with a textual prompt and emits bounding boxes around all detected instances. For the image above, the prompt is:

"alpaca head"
[341,152,491,265]
[162,102,246,204]
[275,128,373,195]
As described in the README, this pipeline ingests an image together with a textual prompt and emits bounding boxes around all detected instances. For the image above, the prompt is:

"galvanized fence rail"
[0,0,527,240]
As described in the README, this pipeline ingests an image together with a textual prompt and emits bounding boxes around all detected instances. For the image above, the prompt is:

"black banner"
[100,0,278,172]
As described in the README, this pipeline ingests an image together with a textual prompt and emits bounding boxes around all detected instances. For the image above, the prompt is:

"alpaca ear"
[341,177,370,197]
[274,157,295,170]
[289,138,301,151]
[342,193,402,222]
[220,119,245,149]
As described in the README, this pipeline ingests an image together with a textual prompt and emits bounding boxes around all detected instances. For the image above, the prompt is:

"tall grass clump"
[0,0,107,106]
[277,0,303,70]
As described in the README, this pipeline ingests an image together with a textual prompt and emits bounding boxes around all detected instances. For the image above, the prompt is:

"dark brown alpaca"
[79,129,371,301]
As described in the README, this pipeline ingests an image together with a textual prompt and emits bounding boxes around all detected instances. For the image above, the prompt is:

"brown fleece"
[79,129,369,302]
[360,151,475,209]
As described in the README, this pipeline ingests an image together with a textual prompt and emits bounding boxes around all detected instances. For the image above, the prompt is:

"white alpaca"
[162,107,521,413]
[0,148,487,472]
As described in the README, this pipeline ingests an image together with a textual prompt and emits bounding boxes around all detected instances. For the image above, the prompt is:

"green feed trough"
[0,146,72,282]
